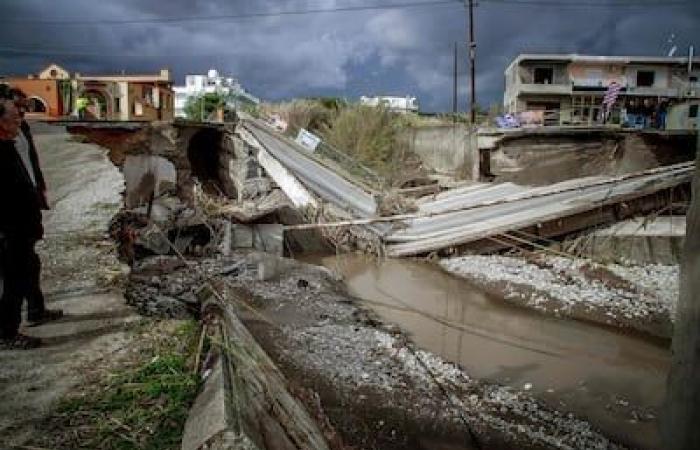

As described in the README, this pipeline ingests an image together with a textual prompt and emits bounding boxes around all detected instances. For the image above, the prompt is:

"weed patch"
[36,320,200,450]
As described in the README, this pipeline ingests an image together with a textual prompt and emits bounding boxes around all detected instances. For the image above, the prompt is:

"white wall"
[626,65,669,88]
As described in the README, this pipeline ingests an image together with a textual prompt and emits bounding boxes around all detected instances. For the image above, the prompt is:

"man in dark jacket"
[9,88,62,326]
[0,99,43,348]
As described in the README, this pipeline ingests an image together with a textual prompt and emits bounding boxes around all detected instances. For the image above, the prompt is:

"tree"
[184,92,227,122]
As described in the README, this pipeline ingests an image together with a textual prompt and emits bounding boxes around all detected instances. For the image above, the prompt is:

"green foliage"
[236,100,261,118]
[51,321,200,450]
[184,92,227,121]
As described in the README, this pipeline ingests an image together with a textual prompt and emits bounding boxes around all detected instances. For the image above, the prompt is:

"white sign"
[295,128,321,152]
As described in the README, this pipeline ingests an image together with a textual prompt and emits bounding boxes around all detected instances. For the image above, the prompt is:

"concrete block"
[181,357,228,450]
[232,225,254,249]
[253,224,284,256]
[590,216,685,264]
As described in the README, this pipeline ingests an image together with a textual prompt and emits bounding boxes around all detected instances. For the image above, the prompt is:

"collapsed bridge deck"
[384,162,692,256]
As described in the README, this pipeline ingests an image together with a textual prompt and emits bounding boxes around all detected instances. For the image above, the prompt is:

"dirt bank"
[127,253,625,450]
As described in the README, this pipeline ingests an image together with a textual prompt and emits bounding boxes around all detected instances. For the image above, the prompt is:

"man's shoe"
[0,333,41,350]
[27,309,64,327]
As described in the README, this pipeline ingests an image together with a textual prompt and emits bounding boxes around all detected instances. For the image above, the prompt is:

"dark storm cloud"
[1,0,699,111]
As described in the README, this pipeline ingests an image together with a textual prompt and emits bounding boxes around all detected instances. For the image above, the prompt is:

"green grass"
[50,321,201,450]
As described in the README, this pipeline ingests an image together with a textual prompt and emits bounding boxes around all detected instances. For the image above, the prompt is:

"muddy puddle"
[302,253,670,450]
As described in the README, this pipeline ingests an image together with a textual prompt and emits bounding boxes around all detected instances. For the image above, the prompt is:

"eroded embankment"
[127,253,625,450]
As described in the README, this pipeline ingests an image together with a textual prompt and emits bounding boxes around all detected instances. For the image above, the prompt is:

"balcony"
[516,83,572,96]
[625,86,681,97]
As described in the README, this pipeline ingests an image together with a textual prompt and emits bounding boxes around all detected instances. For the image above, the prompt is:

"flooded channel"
[303,253,670,450]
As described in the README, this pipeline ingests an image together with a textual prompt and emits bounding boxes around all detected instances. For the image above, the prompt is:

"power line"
[479,0,692,7]
[4,0,687,28]
[0,0,459,26]
[0,46,171,57]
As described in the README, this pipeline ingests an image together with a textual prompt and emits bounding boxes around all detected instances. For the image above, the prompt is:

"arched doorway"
[27,96,48,115]
[82,89,109,119]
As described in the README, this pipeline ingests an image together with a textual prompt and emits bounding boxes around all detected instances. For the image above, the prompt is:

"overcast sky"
[1,0,699,111]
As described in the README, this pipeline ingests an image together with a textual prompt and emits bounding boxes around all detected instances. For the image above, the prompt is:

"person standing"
[9,88,63,326]
[0,99,43,348]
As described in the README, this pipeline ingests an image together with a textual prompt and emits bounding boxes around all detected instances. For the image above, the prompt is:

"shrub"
[320,105,404,178]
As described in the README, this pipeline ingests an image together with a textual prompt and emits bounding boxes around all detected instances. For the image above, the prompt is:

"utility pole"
[466,0,476,125]
[453,42,458,117]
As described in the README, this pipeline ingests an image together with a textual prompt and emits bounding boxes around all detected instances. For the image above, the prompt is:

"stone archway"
[27,96,48,115]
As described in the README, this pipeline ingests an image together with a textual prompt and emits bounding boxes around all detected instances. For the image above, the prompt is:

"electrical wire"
[1,0,689,28]
[479,0,692,6]
[0,0,459,26]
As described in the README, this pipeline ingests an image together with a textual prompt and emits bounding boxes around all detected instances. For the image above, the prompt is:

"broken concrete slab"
[232,224,254,249]
[123,155,177,208]
[386,163,693,256]
[190,286,331,450]
[181,355,234,450]
[229,224,284,256]
[208,189,293,223]
[242,119,378,218]
[238,126,318,210]
[578,216,686,265]
[252,224,284,256]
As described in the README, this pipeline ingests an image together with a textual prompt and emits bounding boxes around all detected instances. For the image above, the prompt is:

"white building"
[174,69,260,118]
[360,95,419,113]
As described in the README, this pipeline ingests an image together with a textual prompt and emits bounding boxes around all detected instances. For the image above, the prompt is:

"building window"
[50,69,57,78]
[534,67,554,84]
[114,98,120,113]
[690,76,698,83]
[636,71,655,87]
[143,86,153,106]
[690,104,698,119]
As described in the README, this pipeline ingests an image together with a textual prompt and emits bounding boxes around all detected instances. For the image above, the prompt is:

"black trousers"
[0,237,42,339]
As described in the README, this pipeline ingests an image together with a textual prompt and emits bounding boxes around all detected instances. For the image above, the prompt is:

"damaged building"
[504,53,700,127]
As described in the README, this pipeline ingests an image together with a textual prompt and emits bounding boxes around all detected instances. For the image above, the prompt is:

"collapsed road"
[44,116,692,450]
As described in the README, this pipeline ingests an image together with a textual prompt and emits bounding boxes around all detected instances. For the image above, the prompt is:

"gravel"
[440,254,678,336]
[126,252,626,449]
[280,307,622,450]
[236,254,624,449]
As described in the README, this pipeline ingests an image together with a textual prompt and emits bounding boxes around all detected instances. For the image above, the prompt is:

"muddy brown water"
[302,253,670,450]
